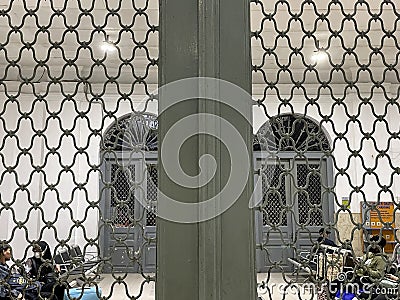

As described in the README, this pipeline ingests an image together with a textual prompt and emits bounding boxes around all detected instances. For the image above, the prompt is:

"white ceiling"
[0,0,398,87]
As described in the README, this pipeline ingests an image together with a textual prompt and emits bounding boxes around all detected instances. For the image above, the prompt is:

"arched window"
[103,112,158,151]
[253,113,331,152]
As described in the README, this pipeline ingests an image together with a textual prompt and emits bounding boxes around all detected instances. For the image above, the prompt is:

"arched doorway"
[253,114,334,272]
[99,112,158,273]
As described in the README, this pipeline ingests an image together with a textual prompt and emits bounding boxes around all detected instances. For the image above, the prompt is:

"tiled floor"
[97,273,155,299]
[94,273,316,299]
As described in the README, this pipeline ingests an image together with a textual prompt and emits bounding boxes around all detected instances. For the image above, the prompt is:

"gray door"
[292,160,328,255]
[255,160,293,272]
[101,155,157,273]
[255,157,331,272]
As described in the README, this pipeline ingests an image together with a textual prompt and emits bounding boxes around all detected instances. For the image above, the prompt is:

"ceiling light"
[311,40,328,64]
[311,51,328,64]
[101,35,117,53]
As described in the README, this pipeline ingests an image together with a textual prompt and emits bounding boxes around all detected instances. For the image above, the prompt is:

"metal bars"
[0,0,158,299]
[251,0,400,299]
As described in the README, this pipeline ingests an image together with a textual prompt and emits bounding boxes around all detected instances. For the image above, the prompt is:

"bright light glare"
[101,41,117,52]
[311,51,328,63]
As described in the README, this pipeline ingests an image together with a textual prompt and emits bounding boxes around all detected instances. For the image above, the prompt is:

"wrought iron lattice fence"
[1,0,400,299]
[0,0,158,299]
[251,0,400,299]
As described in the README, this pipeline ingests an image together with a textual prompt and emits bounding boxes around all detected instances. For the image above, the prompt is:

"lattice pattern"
[262,165,287,226]
[1,0,400,298]
[0,0,158,298]
[251,0,400,297]
[297,164,323,226]
[146,164,157,226]
[104,113,158,151]
[111,164,135,227]
[256,114,330,152]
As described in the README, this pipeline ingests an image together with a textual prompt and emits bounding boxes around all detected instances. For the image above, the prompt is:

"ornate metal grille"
[255,114,330,152]
[146,164,157,226]
[1,0,399,298]
[252,0,400,298]
[111,164,135,227]
[297,164,323,226]
[104,113,158,151]
[262,165,287,226]
[0,0,158,298]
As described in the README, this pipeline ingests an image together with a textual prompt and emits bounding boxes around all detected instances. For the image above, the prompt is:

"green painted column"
[156,0,256,298]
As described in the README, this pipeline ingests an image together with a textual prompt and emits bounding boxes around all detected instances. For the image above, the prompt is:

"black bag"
[31,257,58,284]
[43,272,58,284]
